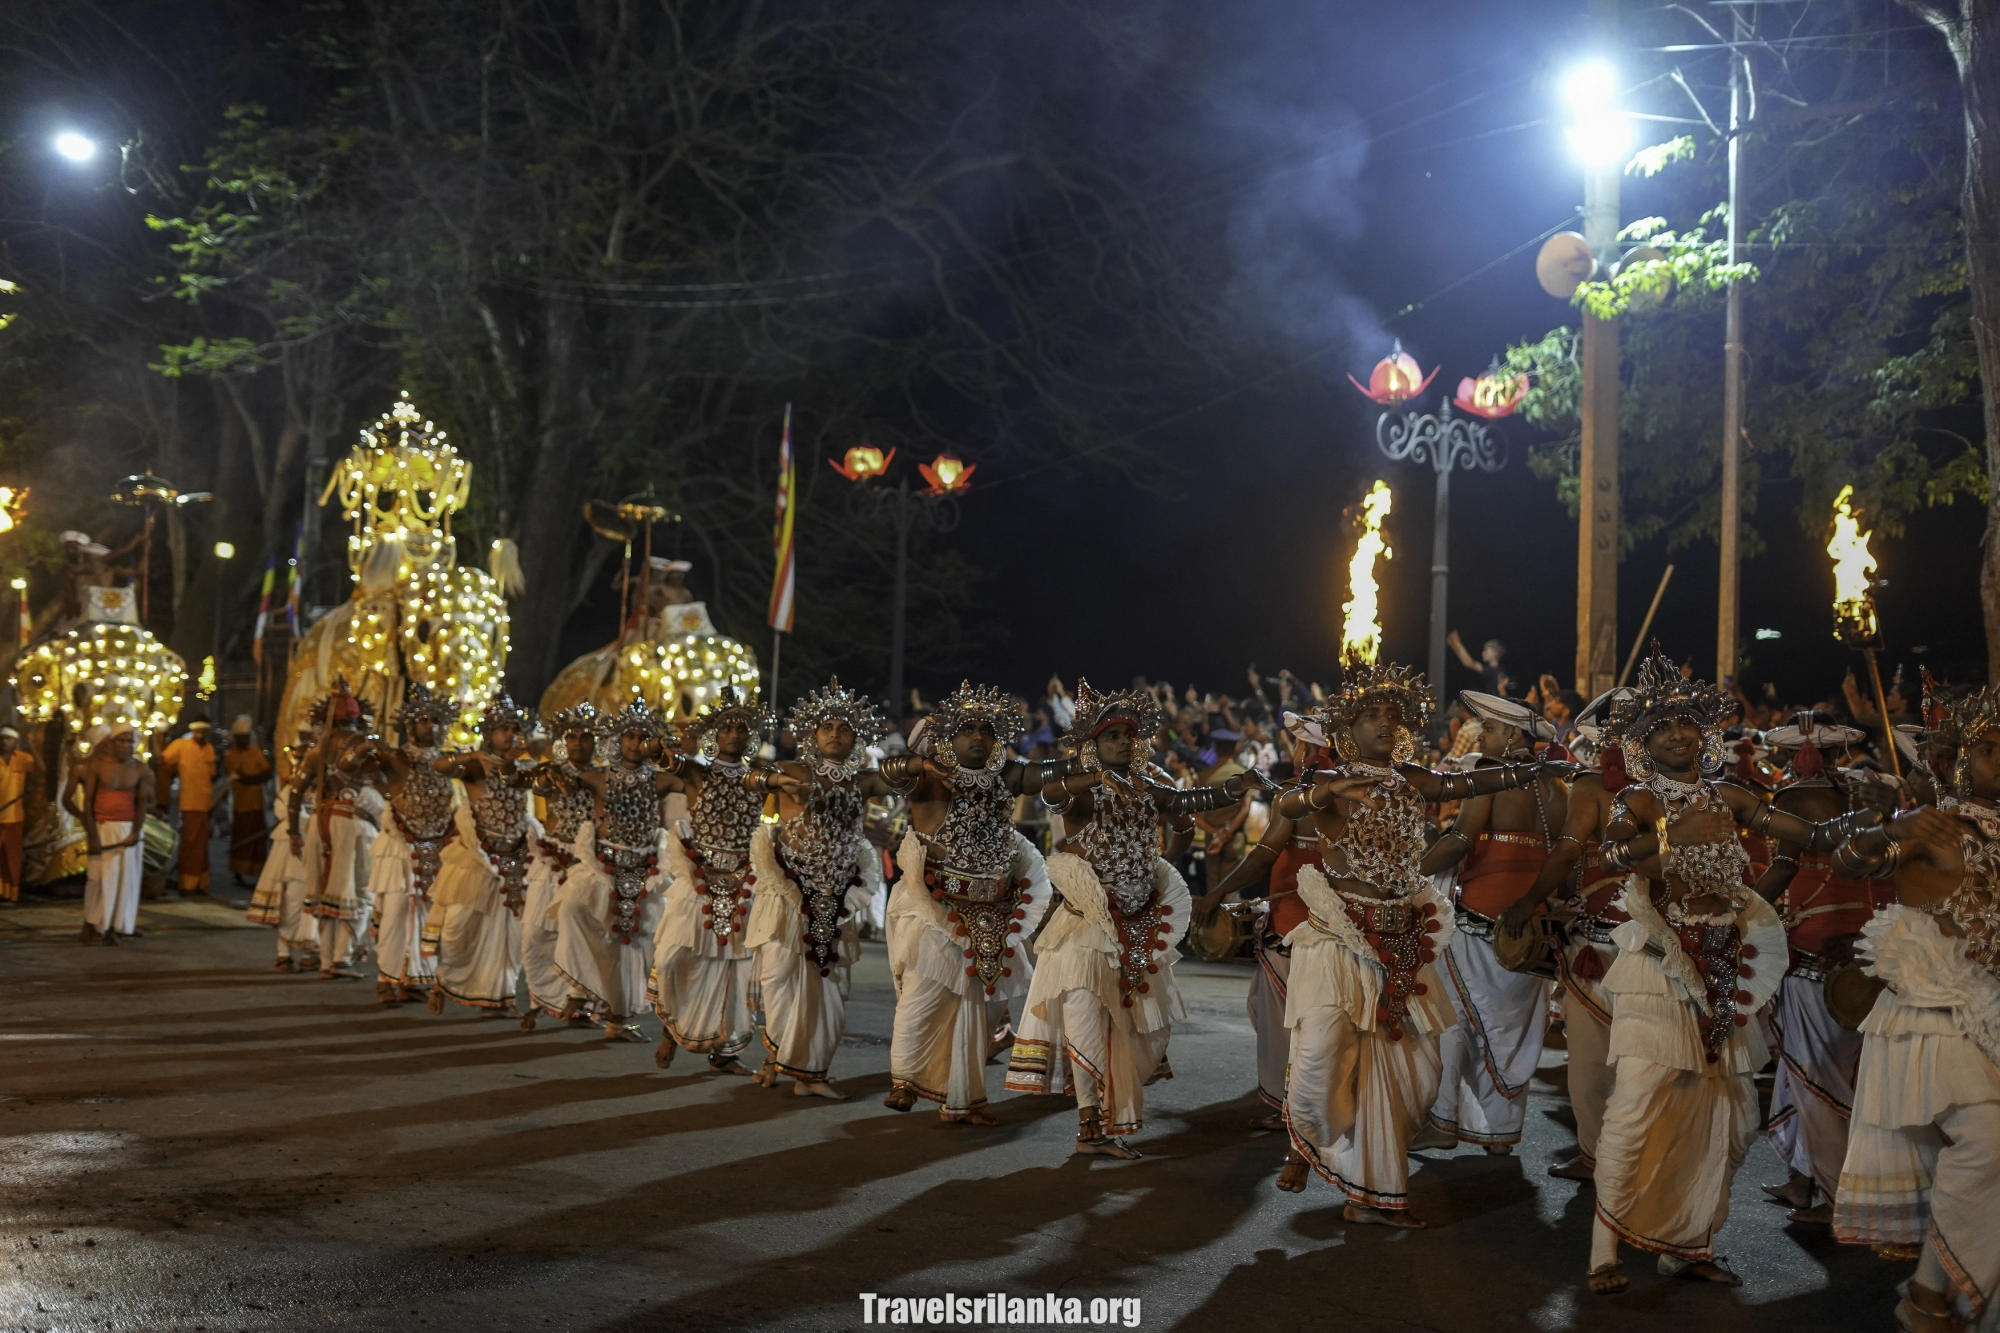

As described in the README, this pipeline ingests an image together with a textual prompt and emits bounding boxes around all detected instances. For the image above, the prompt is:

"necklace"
[1648,772,1704,802]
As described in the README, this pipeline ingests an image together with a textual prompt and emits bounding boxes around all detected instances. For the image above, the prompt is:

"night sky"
[934,0,1983,711]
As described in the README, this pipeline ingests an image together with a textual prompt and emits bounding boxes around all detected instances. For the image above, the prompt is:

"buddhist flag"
[285,522,305,634]
[251,552,278,663]
[767,404,796,632]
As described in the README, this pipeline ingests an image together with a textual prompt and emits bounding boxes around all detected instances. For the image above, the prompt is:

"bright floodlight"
[1561,62,1629,166]
[53,132,96,163]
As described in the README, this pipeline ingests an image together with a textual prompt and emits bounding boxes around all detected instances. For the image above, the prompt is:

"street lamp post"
[1353,349,1516,692]
[833,448,969,721]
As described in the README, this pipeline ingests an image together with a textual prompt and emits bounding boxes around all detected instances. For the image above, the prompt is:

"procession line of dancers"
[233,658,1999,1330]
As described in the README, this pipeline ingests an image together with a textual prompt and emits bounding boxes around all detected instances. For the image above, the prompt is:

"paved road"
[0,911,1904,1332]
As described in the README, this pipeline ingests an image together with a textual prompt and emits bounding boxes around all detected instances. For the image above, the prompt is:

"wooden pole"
[1617,564,1675,687]
[1863,646,1904,783]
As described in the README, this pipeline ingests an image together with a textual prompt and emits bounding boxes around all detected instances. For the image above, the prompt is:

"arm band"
[1163,784,1240,816]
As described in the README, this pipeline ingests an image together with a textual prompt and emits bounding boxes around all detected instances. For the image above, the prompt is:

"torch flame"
[1828,485,1877,641]
[1341,481,1393,665]
[0,486,26,534]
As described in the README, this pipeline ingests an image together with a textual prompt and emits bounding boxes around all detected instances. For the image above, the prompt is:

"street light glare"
[1561,62,1629,166]
[53,132,97,163]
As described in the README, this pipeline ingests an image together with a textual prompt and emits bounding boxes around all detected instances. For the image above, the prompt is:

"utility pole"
[1576,0,1621,698]
[1715,5,1749,686]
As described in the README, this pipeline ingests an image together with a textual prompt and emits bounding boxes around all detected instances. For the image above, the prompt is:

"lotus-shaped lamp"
[919,454,975,495]
[830,444,895,482]
[1347,342,1438,407]
[1454,360,1528,420]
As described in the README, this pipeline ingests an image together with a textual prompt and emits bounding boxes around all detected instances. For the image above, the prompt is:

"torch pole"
[1617,564,1675,687]
[1862,646,1903,783]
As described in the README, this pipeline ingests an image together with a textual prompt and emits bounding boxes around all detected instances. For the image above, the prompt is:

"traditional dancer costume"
[294,685,376,980]
[248,783,318,968]
[526,703,597,1025]
[1586,654,1858,1290]
[652,689,767,1064]
[427,695,539,1012]
[882,682,1056,1122]
[1834,689,2000,1328]
[80,725,147,941]
[368,685,458,1002]
[557,701,673,1039]
[745,679,888,1092]
[1424,690,1561,1151]
[1008,681,1250,1155]
[1756,722,1900,1214]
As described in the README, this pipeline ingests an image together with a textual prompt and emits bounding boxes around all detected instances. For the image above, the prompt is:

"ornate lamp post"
[833,446,971,721]
[1352,347,1518,693]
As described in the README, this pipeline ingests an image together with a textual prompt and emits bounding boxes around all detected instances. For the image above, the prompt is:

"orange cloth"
[93,787,137,823]
[1739,829,1771,887]
[0,751,32,825]
[225,743,271,814]
[178,808,211,891]
[1266,837,1319,937]
[1457,831,1548,917]
[162,735,219,814]
[0,821,20,899]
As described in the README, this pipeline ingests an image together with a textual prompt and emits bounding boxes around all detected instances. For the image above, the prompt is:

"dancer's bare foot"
[1342,1204,1425,1229]
[794,1080,847,1101]
[273,957,295,973]
[377,982,399,1005]
[653,1037,677,1069]
[883,1087,916,1113]
[603,1022,645,1043]
[1761,1173,1814,1209]
[1075,1135,1142,1159]
[1896,1281,1963,1332]
[320,964,362,980]
[1248,1111,1286,1132]
[752,1061,780,1087]
[957,1107,999,1126]
[1587,1264,1628,1295]
[102,929,120,946]
[427,989,446,1015]
[1276,1155,1309,1193]
[1660,1256,1740,1286]
[1408,1124,1457,1152]
[708,1055,753,1077]
[1548,1156,1594,1182]
[1787,1202,1834,1226]
[519,1011,537,1032]
[1482,1142,1514,1156]
[80,923,99,945]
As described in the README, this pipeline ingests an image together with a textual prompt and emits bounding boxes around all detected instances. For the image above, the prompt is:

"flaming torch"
[1827,485,1901,782]
[1341,481,1392,666]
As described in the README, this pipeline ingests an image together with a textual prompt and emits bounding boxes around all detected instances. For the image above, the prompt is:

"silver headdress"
[1309,662,1433,765]
[542,701,598,736]
[479,691,530,734]
[787,676,887,762]
[394,682,458,729]
[594,697,672,744]
[1060,677,1162,772]
[682,685,767,758]
[1608,645,1727,779]
[926,680,1026,747]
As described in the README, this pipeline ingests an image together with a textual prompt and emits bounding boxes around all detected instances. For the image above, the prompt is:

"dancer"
[75,723,152,944]
[649,688,768,1071]
[1195,710,1331,1126]
[1272,665,1551,1224]
[1007,680,1270,1157]
[286,683,375,980]
[747,678,889,1099]
[1416,691,1565,1155]
[160,719,218,894]
[524,703,596,1030]
[1498,688,1628,1182]
[223,717,272,885]
[1831,689,2000,1332]
[0,725,41,902]
[1585,651,1864,1294]
[247,764,317,971]
[558,701,675,1042]
[1752,719,1897,1224]
[883,681,1061,1124]
[364,685,458,1005]
[426,694,538,1014]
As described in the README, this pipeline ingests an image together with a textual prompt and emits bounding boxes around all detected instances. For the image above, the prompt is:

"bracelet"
[1655,814,1670,856]
[1749,802,1775,837]
[1442,828,1471,845]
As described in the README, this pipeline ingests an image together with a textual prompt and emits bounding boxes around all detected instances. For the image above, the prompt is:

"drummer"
[1752,717,1900,1224]
[1194,711,1332,1129]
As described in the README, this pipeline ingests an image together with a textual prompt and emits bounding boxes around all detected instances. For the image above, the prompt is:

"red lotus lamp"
[919,454,975,495]
[1348,341,1438,407]
[830,444,895,481]
[1453,359,1528,420]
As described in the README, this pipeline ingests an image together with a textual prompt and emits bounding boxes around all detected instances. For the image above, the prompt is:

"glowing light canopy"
[16,622,186,751]
[1341,481,1393,666]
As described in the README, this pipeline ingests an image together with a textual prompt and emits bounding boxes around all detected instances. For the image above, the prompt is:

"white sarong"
[1429,927,1550,1146]
[1281,866,1457,1209]
[83,822,143,937]
[649,827,754,1054]
[368,817,436,990]
[1768,971,1861,1203]
[426,803,533,1010]
[1006,851,1186,1136]
[1249,927,1290,1109]
[890,829,1051,1118]
[555,821,665,1020]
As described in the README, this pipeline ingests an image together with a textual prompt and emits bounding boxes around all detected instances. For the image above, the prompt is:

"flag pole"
[766,402,797,713]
